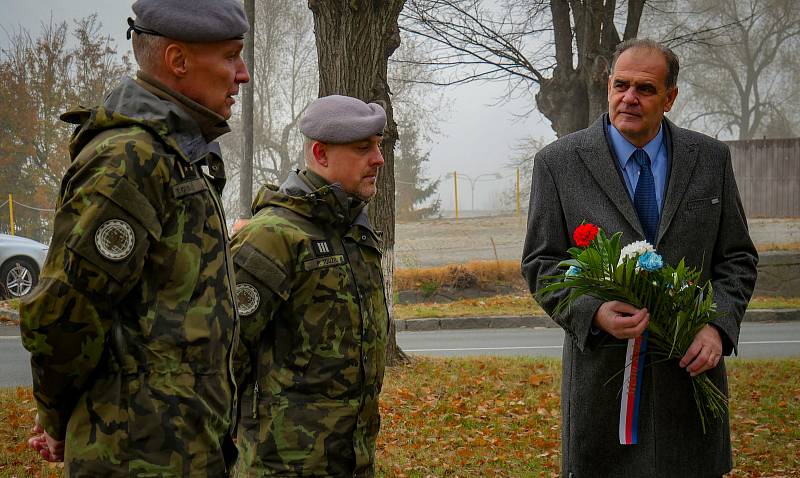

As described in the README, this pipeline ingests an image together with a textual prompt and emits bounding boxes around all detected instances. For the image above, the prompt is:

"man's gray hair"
[131,32,171,73]
[611,38,680,90]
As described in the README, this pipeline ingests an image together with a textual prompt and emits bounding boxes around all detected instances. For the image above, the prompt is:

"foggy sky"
[1,0,556,211]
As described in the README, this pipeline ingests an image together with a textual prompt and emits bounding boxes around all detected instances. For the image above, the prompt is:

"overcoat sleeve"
[521,151,604,352]
[708,149,758,355]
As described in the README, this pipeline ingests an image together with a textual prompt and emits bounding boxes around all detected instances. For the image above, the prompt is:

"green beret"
[127,0,249,42]
[299,95,387,144]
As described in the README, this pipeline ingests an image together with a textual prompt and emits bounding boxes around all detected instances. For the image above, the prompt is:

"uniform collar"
[270,170,371,230]
[135,71,231,143]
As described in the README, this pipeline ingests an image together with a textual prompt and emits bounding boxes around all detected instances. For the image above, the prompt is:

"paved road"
[397,322,800,358]
[2,322,799,387]
[0,334,30,388]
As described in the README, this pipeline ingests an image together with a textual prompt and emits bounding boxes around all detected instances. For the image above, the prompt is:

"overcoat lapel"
[657,119,699,246]
[576,117,644,236]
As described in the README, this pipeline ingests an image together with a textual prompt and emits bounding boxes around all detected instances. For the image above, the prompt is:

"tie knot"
[632,149,650,168]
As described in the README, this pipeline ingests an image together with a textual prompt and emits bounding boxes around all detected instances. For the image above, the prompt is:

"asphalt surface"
[0,334,29,388]
[397,322,800,358]
[2,322,799,388]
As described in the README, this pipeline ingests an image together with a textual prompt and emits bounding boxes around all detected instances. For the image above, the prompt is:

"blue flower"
[638,251,664,272]
[566,265,581,277]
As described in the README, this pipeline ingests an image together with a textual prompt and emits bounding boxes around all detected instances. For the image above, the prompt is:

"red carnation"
[573,223,599,248]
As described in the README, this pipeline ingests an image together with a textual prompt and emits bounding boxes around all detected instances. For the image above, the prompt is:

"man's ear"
[664,86,678,112]
[164,43,189,77]
[311,141,328,168]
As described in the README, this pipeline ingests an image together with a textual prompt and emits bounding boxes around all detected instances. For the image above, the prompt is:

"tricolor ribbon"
[619,331,648,445]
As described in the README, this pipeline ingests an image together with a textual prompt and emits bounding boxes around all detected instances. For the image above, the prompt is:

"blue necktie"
[632,149,659,243]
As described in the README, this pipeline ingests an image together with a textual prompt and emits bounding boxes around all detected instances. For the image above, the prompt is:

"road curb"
[743,308,800,323]
[0,307,19,322]
[3,307,799,333]
[396,308,800,331]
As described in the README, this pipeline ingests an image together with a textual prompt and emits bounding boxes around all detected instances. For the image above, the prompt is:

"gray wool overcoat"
[521,115,758,478]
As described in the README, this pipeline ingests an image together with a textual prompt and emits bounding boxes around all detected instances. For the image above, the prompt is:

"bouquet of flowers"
[538,223,727,433]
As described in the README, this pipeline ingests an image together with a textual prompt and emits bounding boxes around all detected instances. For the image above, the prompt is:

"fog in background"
[1,0,554,212]
[8,0,796,215]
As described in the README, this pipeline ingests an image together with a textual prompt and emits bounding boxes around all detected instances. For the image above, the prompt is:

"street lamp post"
[445,171,503,216]
[516,167,521,216]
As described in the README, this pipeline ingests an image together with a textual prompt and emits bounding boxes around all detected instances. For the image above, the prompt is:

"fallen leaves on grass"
[395,261,526,291]
[0,299,20,326]
[375,357,800,477]
[2,358,799,477]
[727,360,800,477]
[747,297,800,310]
[394,295,799,321]
[395,295,543,319]
[755,242,800,252]
[0,387,65,477]
[376,357,562,477]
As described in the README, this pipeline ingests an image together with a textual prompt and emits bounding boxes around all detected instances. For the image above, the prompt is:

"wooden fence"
[726,138,800,218]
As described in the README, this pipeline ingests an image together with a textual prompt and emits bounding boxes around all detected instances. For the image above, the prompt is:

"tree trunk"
[308,0,408,365]
[536,0,643,137]
[536,68,590,137]
[239,0,256,218]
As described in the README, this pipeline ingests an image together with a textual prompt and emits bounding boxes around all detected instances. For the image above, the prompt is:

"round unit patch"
[236,283,260,316]
[95,219,136,261]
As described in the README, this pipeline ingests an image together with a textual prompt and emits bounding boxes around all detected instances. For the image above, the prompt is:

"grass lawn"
[2,357,798,477]
[395,295,800,320]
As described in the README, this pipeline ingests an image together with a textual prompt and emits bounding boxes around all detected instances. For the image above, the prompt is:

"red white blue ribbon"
[619,331,648,445]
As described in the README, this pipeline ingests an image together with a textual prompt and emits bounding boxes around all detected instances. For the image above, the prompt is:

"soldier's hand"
[592,301,649,339]
[29,414,64,462]
[232,218,250,235]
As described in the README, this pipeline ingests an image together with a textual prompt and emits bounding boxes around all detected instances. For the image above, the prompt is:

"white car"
[0,234,49,299]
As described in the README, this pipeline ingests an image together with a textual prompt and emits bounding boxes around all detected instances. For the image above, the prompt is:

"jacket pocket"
[255,397,358,475]
[686,196,720,211]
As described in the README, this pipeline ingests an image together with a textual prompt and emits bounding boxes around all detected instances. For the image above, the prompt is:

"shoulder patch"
[99,179,161,240]
[95,219,136,261]
[233,242,291,301]
[236,283,260,316]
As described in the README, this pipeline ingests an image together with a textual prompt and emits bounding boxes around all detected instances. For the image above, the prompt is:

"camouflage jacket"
[20,76,239,477]
[231,171,389,477]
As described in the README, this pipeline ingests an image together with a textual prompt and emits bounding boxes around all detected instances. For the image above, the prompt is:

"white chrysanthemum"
[618,240,655,264]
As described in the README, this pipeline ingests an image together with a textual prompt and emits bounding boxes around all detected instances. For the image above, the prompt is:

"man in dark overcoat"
[521,38,758,477]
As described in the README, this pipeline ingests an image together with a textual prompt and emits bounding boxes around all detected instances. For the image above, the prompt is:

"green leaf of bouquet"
[609,233,623,268]
[567,246,584,257]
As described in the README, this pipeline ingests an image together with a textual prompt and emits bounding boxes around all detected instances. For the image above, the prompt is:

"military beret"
[127,0,249,43]
[299,95,387,144]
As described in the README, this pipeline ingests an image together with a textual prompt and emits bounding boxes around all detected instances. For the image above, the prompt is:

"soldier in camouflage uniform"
[19,1,250,475]
[232,95,390,477]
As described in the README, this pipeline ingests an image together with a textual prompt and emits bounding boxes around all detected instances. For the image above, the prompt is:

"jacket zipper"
[339,235,368,395]
[252,380,260,419]
[201,171,240,435]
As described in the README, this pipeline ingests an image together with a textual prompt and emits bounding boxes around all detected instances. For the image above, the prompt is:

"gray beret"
[299,95,387,144]
[128,0,248,43]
